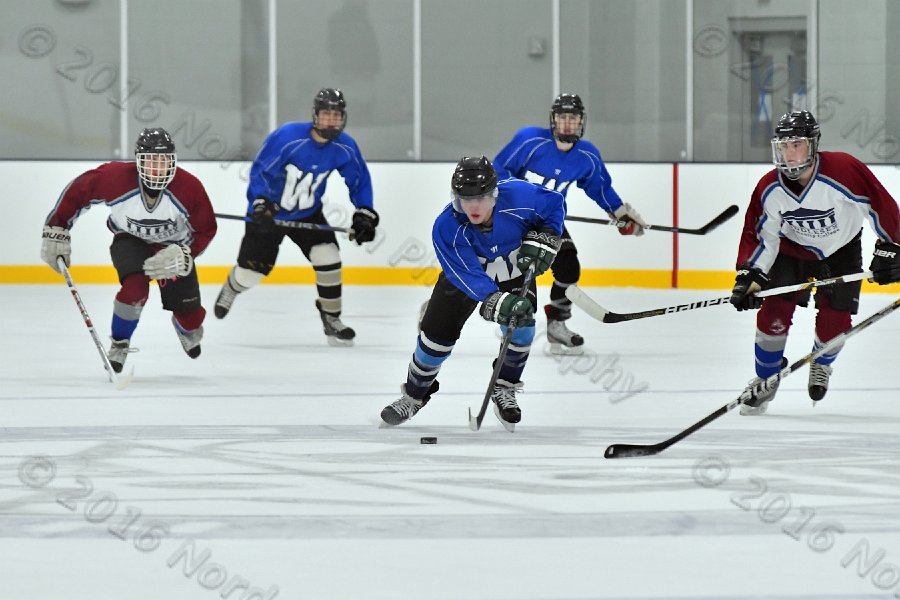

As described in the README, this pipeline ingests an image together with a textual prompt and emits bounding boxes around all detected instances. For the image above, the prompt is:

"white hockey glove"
[41,225,72,273]
[143,244,193,280]
[612,203,647,236]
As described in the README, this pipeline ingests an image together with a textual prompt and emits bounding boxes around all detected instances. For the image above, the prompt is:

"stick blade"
[699,204,739,234]
[468,408,480,432]
[114,366,134,391]
[604,443,664,459]
[565,285,611,321]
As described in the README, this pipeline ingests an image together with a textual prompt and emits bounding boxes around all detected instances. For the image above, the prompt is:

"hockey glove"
[869,240,900,284]
[516,228,561,276]
[480,291,535,326]
[41,225,72,273]
[143,244,193,280]
[612,203,647,236]
[251,198,279,233]
[729,265,768,311]
[350,207,379,245]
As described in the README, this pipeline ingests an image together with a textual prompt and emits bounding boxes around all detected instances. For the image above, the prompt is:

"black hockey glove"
[251,198,279,233]
[729,265,768,311]
[869,240,900,284]
[350,207,379,245]
[516,228,560,276]
[480,291,535,326]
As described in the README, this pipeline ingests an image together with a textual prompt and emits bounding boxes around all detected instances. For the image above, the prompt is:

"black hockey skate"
[316,300,355,347]
[380,381,439,427]
[808,362,833,403]
[491,378,523,432]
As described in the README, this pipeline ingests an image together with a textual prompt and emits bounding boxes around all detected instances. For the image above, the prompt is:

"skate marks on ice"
[1,423,898,542]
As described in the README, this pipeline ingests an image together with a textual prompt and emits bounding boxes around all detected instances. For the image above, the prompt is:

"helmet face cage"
[549,93,585,144]
[312,88,347,141]
[450,156,498,213]
[134,128,177,190]
[771,111,820,180]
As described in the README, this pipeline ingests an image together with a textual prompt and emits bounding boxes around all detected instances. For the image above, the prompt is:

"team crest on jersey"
[782,207,838,239]
[125,216,178,242]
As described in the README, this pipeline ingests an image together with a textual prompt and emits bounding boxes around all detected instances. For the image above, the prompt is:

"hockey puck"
[420,437,437,444]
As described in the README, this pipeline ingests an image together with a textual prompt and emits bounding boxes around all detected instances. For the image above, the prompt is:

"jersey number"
[483,249,521,283]
[280,165,328,211]
[524,170,572,193]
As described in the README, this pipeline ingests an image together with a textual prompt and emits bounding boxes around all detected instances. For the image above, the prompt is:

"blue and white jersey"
[246,121,373,220]
[493,126,624,214]
[432,178,565,302]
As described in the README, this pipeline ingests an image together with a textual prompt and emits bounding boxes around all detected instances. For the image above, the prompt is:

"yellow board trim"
[3,265,899,292]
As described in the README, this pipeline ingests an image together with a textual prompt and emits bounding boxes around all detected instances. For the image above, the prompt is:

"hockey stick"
[604,296,900,459]
[565,204,739,235]
[468,265,538,432]
[214,212,350,233]
[566,270,875,323]
[57,259,133,390]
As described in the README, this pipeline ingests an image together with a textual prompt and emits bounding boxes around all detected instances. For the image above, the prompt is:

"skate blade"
[327,336,354,348]
[548,343,585,356]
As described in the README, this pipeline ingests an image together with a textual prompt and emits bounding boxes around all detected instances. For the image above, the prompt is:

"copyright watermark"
[18,24,56,58]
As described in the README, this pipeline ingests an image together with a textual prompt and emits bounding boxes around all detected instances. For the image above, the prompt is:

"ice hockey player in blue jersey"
[380,156,565,431]
[214,88,379,346]
[494,93,647,355]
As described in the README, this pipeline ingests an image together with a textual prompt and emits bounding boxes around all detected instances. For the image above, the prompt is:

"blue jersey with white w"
[432,178,565,302]
[246,122,373,220]
[493,126,624,213]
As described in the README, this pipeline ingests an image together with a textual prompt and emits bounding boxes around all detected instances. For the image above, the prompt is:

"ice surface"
[1,284,898,599]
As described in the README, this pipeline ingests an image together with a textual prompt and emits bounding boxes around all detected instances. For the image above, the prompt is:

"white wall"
[10,160,900,279]
[11,161,680,271]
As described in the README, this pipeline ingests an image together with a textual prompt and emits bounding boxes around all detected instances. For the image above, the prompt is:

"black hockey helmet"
[312,88,347,141]
[771,110,820,180]
[451,156,498,212]
[549,93,585,143]
[134,127,176,190]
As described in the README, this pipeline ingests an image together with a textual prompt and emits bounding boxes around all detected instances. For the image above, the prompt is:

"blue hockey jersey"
[246,122,373,220]
[493,126,624,214]
[432,178,565,302]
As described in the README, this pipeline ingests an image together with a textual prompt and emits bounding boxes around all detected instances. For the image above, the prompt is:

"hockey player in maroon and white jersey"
[40,128,217,373]
[729,110,900,415]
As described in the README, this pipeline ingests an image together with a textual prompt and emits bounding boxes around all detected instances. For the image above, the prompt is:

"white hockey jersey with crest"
[736,151,900,273]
